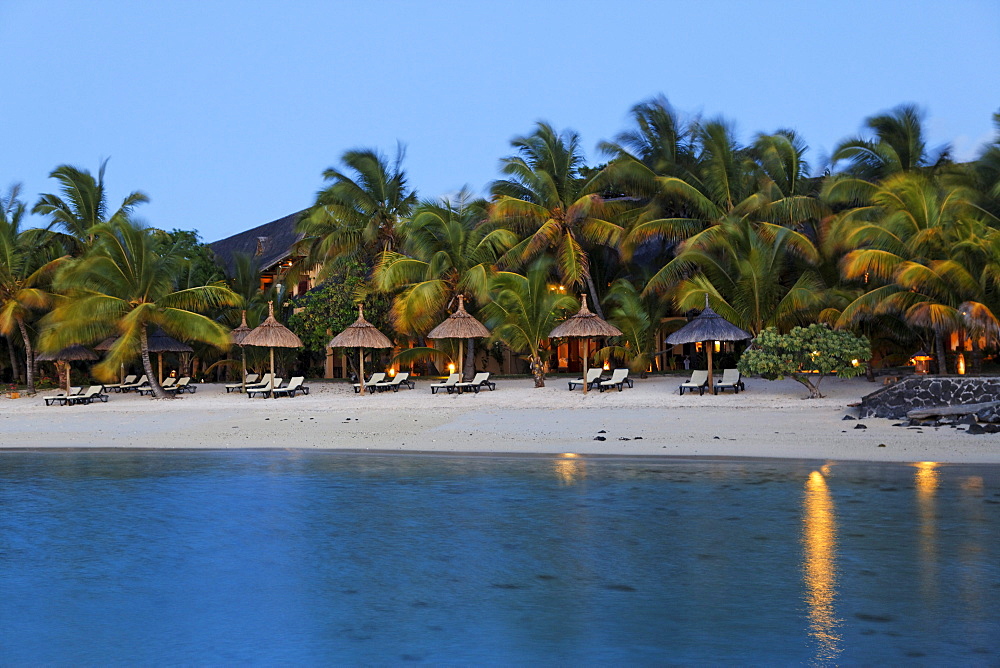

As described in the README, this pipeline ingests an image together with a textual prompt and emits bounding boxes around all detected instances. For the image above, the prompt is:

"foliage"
[287,262,393,353]
[738,324,871,398]
[153,229,224,287]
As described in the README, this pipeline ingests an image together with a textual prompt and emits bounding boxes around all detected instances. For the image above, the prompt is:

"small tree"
[738,324,871,398]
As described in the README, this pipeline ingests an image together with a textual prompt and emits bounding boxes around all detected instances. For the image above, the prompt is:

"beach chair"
[103,375,137,393]
[430,373,460,394]
[353,372,385,394]
[714,368,744,394]
[273,376,309,398]
[247,377,282,399]
[68,385,106,405]
[120,375,148,392]
[174,377,195,394]
[225,373,259,393]
[244,373,273,391]
[679,370,709,395]
[161,377,178,390]
[568,368,603,391]
[373,372,415,392]
[599,368,630,392]
[44,386,82,406]
[455,372,496,394]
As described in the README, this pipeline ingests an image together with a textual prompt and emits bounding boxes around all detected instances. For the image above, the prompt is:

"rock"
[967,424,987,435]
[597,430,606,434]
[854,424,867,430]
[986,424,1000,434]
[634,436,643,440]
[713,436,720,440]
[878,443,886,447]
[892,423,904,427]
[842,415,856,421]
[594,436,607,441]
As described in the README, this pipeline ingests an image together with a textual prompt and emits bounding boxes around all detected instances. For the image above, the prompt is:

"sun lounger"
[244,373,273,391]
[599,368,630,392]
[373,372,415,392]
[353,373,385,394]
[225,373,260,393]
[714,368,744,394]
[568,368,603,391]
[120,375,148,393]
[430,373,460,394]
[679,370,709,395]
[247,377,282,399]
[170,377,196,394]
[68,385,107,405]
[44,386,82,406]
[455,372,496,394]
[103,375,137,393]
[273,376,309,398]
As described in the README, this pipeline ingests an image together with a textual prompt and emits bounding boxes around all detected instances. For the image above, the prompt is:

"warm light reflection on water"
[553,454,586,485]
[915,462,939,605]
[803,470,841,665]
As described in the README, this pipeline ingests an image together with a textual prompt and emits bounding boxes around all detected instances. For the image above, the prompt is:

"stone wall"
[859,376,1000,419]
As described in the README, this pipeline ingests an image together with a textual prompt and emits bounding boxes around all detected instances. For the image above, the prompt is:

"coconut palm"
[374,190,517,371]
[298,145,417,278]
[32,159,148,253]
[0,185,66,393]
[481,258,577,387]
[490,122,624,318]
[831,104,949,181]
[599,95,699,180]
[40,220,240,398]
[593,277,673,374]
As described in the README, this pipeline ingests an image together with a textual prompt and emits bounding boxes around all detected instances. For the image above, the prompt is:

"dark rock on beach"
[854,423,867,430]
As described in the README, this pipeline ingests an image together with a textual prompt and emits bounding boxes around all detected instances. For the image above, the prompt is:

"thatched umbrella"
[146,330,194,384]
[549,294,622,394]
[427,294,490,381]
[328,303,393,396]
[242,301,303,393]
[665,295,751,388]
[36,344,98,394]
[230,310,252,392]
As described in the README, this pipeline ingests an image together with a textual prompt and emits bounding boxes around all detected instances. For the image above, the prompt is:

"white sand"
[2,376,998,464]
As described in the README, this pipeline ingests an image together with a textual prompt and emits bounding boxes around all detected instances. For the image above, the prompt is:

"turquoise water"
[0,452,998,665]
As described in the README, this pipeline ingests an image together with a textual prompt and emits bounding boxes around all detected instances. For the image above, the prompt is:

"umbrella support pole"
[241,347,246,393]
[359,349,365,396]
[707,342,714,392]
[583,340,589,395]
[270,348,275,398]
[158,353,163,386]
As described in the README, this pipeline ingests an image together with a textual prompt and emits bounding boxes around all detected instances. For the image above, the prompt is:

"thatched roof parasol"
[426,295,490,380]
[548,294,622,394]
[36,344,98,394]
[329,304,393,350]
[230,310,252,345]
[242,302,303,349]
[427,295,490,340]
[666,295,751,389]
[328,304,392,396]
[549,294,622,339]
[35,344,98,362]
[94,329,194,353]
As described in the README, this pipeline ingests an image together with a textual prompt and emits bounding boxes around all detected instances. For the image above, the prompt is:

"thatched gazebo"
[241,301,303,392]
[666,296,751,388]
[95,329,194,384]
[230,310,253,392]
[427,294,490,381]
[549,294,622,394]
[328,303,393,396]
[36,344,98,394]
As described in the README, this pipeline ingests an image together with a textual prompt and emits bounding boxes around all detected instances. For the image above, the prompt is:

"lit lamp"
[912,350,932,375]
[714,341,721,353]
[388,367,396,377]
[603,361,610,371]
[957,353,966,375]
[448,363,456,374]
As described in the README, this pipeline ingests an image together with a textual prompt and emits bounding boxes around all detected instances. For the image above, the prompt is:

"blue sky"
[2,0,998,243]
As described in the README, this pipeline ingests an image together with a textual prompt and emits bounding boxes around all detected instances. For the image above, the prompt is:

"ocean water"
[0,451,998,665]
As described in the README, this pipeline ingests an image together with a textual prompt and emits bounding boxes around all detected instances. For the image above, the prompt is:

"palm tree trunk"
[15,316,35,394]
[463,338,475,381]
[584,274,605,320]
[5,333,21,384]
[934,332,947,375]
[530,354,545,388]
[971,337,982,375]
[140,326,170,399]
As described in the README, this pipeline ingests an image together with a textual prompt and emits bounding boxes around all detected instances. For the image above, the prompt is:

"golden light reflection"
[915,461,939,603]
[802,470,841,664]
[553,454,586,486]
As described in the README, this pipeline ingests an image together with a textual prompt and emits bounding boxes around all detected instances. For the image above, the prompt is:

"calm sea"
[1,452,998,665]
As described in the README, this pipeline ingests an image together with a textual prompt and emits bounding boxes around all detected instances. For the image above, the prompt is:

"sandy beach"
[2,375,998,464]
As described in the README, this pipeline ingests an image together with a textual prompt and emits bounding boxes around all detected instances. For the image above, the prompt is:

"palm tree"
[481,258,577,387]
[298,145,417,277]
[593,277,673,374]
[0,185,65,393]
[490,122,624,318]
[40,220,239,398]
[32,159,148,252]
[831,104,949,180]
[599,95,699,180]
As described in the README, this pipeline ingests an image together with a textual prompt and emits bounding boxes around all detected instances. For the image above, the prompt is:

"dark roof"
[209,210,308,274]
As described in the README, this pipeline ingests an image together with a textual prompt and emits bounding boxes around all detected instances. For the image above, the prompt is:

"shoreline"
[3,376,999,464]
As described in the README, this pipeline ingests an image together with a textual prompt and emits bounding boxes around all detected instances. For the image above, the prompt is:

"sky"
[1,0,998,244]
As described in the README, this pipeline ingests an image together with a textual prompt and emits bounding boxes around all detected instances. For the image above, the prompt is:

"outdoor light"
[448,363,456,373]
[388,368,396,377]
[851,359,860,367]
[603,361,610,371]
[957,353,966,375]
[714,341,721,353]
[912,350,933,374]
